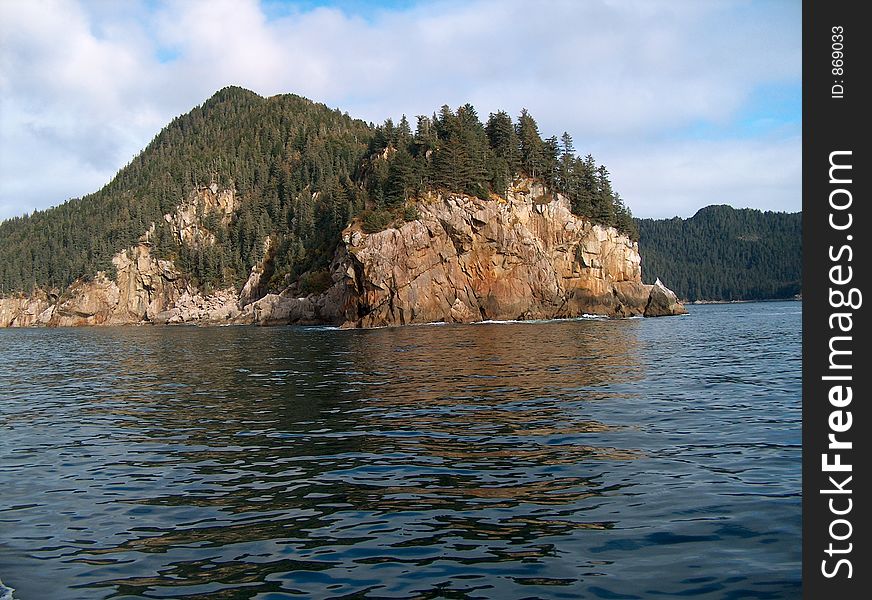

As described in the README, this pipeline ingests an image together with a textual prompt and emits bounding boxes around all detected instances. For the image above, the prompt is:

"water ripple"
[0,302,801,599]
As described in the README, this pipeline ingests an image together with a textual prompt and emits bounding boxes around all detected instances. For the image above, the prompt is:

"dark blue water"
[0,302,801,599]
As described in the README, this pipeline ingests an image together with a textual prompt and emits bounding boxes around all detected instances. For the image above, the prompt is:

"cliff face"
[0,243,242,327]
[165,184,238,247]
[341,185,684,325]
[245,184,685,327]
[1,184,685,328]
[0,290,54,328]
[354,191,640,326]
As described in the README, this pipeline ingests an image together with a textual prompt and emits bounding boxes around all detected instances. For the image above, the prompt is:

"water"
[0,302,801,599]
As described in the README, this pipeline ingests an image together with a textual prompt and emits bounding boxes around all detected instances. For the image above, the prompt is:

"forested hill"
[637,205,801,302]
[0,86,636,295]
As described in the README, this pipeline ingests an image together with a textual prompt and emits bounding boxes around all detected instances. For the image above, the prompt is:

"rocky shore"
[1,183,685,328]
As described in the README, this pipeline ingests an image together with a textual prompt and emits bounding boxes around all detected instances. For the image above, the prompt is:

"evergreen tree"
[637,206,801,301]
[592,165,616,225]
[516,109,544,178]
[0,90,646,295]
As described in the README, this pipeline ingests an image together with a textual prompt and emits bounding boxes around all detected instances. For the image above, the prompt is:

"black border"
[803,1,868,597]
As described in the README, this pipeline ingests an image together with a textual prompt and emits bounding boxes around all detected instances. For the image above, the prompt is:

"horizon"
[0,0,800,221]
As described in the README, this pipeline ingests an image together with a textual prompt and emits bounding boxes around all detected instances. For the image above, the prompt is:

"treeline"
[360,105,636,237]
[0,87,636,295]
[637,205,801,301]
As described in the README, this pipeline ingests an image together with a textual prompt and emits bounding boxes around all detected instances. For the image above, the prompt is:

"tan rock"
[644,278,688,317]
[320,184,685,327]
[239,236,276,307]
[1,181,684,328]
[164,186,238,247]
[0,290,53,327]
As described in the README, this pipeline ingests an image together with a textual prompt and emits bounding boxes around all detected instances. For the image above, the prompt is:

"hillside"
[0,87,636,297]
[637,205,801,302]
[0,87,372,294]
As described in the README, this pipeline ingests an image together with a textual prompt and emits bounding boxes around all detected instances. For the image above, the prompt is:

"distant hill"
[637,205,801,302]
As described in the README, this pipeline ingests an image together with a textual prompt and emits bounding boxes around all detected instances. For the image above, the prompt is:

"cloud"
[0,0,800,221]
[0,0,168,216]
[599,136,802,218]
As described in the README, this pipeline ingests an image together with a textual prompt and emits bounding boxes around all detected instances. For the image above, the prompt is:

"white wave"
[477,314,612,325]
[0,579,16,600]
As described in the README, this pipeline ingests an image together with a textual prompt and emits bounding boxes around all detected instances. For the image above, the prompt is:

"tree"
[592,165,616,225]
[516,108,545,179]
[0,91,644,294]
[558,132,575,195]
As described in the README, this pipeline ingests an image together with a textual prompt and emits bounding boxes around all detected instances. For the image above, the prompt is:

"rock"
[239,236,276,307]
[644,278,688,317]
[152,308,181,325]
[449,298,477,323]
[0,290,53,327]
[1,243,189,327]
[173,287,241,324]
[164,186,238,247]
[41,244,188,326]
[321,183,685,327]
[50,274,120,326]
[1,180,685,328]
[237,293,318,326]
[613,281,653,317]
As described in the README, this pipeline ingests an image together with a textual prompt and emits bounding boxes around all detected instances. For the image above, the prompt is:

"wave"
[0,579,16,600]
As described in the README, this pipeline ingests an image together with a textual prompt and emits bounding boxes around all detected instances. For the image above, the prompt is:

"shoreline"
[687,296,801,305]
[0,310,682,331]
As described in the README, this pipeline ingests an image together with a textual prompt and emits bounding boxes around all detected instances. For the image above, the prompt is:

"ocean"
[0,302,801,599]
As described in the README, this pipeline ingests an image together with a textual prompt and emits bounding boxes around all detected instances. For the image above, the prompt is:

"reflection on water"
[0,303,801,599]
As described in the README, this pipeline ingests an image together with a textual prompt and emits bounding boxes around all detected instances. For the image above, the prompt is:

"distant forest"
[0,87,634,295]
[637,205,801,302]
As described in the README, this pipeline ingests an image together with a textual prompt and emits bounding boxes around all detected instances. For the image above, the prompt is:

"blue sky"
[0,0,800,221]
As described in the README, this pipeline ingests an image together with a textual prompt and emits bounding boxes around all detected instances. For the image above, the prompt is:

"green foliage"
[361,209,394,233]
[403,204,419,221]
[637,205,801,301]
[298,269,333,295]
[0,87,372,293]
[364,105,636,235]
[0,88,641,294]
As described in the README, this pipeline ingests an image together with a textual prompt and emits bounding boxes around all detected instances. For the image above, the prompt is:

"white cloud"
[0,0,800,220]
[0,0,168,217]
[599,136,802,218]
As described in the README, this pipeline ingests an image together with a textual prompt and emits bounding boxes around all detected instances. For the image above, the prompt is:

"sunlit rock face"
[0,291,54,327]
[164,185,238,248]
[315,183,685,327]
[1,182,685,328]
[0,243,241,327]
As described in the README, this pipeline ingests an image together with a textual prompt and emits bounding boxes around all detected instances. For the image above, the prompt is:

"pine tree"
[1,90,649,294]
[516,109,544,179]
[593,165,616,225]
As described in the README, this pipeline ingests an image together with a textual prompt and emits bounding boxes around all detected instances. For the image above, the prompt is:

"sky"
[0,0,801,221]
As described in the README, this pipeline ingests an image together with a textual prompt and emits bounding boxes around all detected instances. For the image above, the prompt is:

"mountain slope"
[0,87,373,294]
[0,182,686,328]
[637,205,801,301]
[1,87,638,298]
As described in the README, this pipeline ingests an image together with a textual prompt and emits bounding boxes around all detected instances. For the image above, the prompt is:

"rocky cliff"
[0,243,241,327]
[1,183,685,328]
[241,183,685,327]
